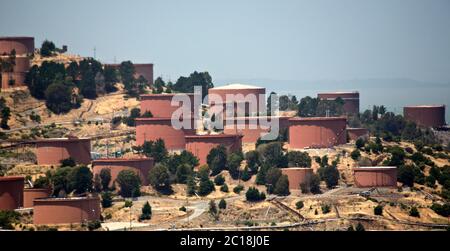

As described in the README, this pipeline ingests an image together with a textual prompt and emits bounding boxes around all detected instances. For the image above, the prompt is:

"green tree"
[99,168,112,191]
[176,164,193,184]
[198,178,215,196]
[101,191,113,208]
[207,145,228,176]
[287,151,311,167]
[116,170,141,198]
[209,200,218,216]
[173,71,213,99]
[139,202,152,221]
[103,65,118,93]
[351,149,361,161]
[45,81,74,114]
[119,61,137,96]
[323,165,339,189]
[265,168,282,194]
[186,175,197,196]
[310,174,321,194]
[273,174,290,196]
[355,223,365,231]
[355,138,366,149]
[227,152,243,179]
[214,174,225,186]
[220,183,229,193]
[374,205,383,216]
[398,165,415,187]
[67,166,93,194]
[409,207,420,217]
[245,187,266,202]
[148,163,171,192]
[142,139,168,162]
[40,40,56,57]
[245,150,260,174]
[241,167,251,181]
[257,142,287,168]
[60,157,76,167]
[52,167,72,196]
[218,199,227,209]
[296,201,304,210]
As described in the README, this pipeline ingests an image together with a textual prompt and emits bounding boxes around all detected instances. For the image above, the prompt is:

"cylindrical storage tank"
[134,64,154,85]
[0,176,24,210]
[281,168,313,190]
[223,116,290,144]
[289,117,347,149]
[317,92,359,114]
[92,158,154,186]
[403,105,446,128]
[208,84,266,116]
[140,93,200,118]
[0,36,35,55]
[353,167,397,188]
[33,197,101,225]
[34,138,92,165]
[185,134,243,166]
[135,117,197,150]
[23,188,52,208]
[347,128,369,142]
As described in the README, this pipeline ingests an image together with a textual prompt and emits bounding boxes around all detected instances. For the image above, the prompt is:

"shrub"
[99,168,111,191]
[87,220,101,231]
[350,149,361,161]
[218,199,227,209]
[245,187,266,202]
[295,201,304,210]
[0,210,20,229]
[124,200,133,208]
[240,167,251,181]
[60,157,76,167]
[245,150,260,173]
[209,200,218,216]
[175,164,193,184]
[430,203,450,217]
[355,223,365,231]
[139,202,152,221]
[179,206,187,212]
[265,168,282,194]
[310,174,321,194]
[323,165,339,189]
[207,145,228,176]
[198,179,215,196]
[287,151,311,167]
[409,207,420,217]
[116,170,141,198]
[101,192,113,208]
[220,183,229,193]
[355,138,366,149]
[321,204,331,214]
[374,205,383,216]
[233,185,244,194]
[227,152,243,179]
[273,174,290,196]
[148,163,171,192]
[214,174,225,186]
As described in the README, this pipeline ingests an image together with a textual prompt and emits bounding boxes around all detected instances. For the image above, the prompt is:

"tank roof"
[210,83,264,90]
[281,167,313,170]
[135,117,195,121]
[140,93,195,98]
[404,105,445,108]
[0,36,34,40]
[0,176,25,182]
[289,116,347,121]
[92,157,153,163]
[354,166,397,170]
[318,91,359,94]
[185,134,243,139]
[33,137,90,143]
[34,196,99,202]
[347,127,368,130]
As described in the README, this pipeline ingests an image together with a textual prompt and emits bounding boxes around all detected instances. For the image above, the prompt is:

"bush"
[355,223,365,231]
[430,203,450,217]
[218,199,227,209]
[273,174,290,196]
[207,145,228,176]
[245,187,266,202]
[198,179,215,196]
[240,167,251,181]
[209,200,218,216]
[214,174,225,186]
[409,207,420,217]
[87,220,101,231]
[124,200,133,208]
[233,185,244,194]
[139,202,152,221]
[310,174,322,194]
[321,204,331,214]
[295,201,304,210]
[374,205,383,216]
[355,138,366,149]
[116,170,141,198]
[265,168,282,194]
[0,210,20,229]
[287,151,311,167]
[179,206,187,212]
[350,149,361,161]
[60,157,76,167]
[220,183,229,193]
[148,163,171,192]
[245,150,260,173]
[99,168,111,191]
[323,165,339,189]
[101,192,113,208]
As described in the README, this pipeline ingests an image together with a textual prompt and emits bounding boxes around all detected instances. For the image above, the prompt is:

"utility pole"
[93,46,96,59]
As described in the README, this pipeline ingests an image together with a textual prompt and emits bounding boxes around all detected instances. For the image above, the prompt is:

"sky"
[1,0,450,84]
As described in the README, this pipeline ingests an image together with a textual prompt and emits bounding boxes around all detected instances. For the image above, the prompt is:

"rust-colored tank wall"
[208,88,266,115]
[1,72,27,89]
[403,106,446,128]
[23,188,51,208]
[33,197,101,225]
[318,92,359,114]
[140,94,199,118]
[347,128,369,142]
[223,116,290,143]
[92,158,154,186]
[134,64,154,85]
[0,37,35,55]
[185,135,243,166]
[281,168,313,190]
[135,118,196,150]
[0,177,24,210]
[35,139,91,165]
[289,117,347,149]
[353,168,397,187]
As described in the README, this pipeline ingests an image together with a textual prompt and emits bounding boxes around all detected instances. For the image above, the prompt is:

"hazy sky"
[1,0,450,83]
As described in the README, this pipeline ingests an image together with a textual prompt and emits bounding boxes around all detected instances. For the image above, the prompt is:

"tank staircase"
[268,197,305,221]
